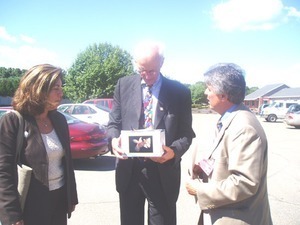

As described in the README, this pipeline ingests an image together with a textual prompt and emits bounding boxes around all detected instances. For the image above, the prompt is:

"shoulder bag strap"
[12,110,24,165]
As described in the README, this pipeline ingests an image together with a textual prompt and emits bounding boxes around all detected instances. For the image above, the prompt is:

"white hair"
[133,40,165,62]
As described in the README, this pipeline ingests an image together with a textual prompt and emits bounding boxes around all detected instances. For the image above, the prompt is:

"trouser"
[119,159,176,225]
[23,183,67,225]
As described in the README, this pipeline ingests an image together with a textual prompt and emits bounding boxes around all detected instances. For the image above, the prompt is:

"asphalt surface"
[68,113,300,225]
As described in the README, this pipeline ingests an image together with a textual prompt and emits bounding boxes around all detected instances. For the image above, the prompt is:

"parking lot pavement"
[259,118,300,225]
[68,113,300,225]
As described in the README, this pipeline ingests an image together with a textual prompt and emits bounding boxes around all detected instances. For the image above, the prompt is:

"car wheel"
[267,114,277,122]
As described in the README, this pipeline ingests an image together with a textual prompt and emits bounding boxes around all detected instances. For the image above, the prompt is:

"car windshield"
[268,102,277,107]
[294,105,300,112]
[287,104,300,113]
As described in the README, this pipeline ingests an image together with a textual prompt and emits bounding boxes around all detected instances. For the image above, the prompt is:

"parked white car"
[284,104,300,129]
[260,101,300,122]
[57,103,110,126]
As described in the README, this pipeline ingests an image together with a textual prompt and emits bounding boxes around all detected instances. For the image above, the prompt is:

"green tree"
[0,77,20,96]
[65,43,134,102]
[246,86,259,95]
[0,67,25,78]
[189,81,207,105]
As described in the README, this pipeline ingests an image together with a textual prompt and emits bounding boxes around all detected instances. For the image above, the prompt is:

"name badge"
[199,158,215,176]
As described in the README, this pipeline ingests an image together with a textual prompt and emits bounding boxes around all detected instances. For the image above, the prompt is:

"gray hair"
[204,63,246,104]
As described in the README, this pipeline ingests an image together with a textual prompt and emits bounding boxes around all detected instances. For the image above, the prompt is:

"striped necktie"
[143,85,153,129]
[217,120,223,131]
[215,120,222,137]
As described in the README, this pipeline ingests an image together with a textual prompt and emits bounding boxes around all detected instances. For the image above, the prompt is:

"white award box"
[121,129,165,157]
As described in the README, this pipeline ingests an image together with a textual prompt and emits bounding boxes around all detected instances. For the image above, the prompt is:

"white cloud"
[245,63,300,88]
[0,26,36,44]
[19,34,36,44]
[285,6,300,18]
[0,26,17,42]
[0,45,60,69]
[161,57,209,85]
[212,0,285,31]
[0,26,70,69]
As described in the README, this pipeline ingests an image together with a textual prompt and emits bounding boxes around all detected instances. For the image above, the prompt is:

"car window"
[71,105,93,114]
[73,106,83,114]
[87,106,97,114]
[82,106,91,114]
[286,103,295,108]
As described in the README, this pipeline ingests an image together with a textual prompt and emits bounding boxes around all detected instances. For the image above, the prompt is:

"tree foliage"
[0,77,20,96]
[0,57,260,103]
[64,43,134,102]
[0,67,24,97]
[0,67,26,78]
[246,86,259,95]
[189,82,258,106]
[189,81,207,105]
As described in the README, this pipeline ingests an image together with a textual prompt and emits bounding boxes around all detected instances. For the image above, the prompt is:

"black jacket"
[107,74,195,205]
[0,110,78,225]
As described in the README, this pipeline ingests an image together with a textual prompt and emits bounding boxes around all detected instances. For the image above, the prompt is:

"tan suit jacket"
[191,104,272,225]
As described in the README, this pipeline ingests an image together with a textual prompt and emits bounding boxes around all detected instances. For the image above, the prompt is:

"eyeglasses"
[138,69,158,75]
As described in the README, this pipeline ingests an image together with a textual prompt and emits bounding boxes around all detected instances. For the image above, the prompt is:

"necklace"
[41,121,48,127]
[36,117,49,128]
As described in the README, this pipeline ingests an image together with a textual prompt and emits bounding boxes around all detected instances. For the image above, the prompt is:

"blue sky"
[1,0,300,88]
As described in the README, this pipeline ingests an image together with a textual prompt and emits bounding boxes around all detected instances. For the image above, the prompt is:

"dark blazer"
[107,74,195,205]
[0,110,78,225]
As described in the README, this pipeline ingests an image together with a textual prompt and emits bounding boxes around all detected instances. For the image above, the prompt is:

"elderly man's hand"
[150,145,175,164]
[111,137,128,159]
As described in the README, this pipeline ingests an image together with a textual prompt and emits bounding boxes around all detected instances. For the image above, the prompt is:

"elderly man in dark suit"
[107,40,195,225]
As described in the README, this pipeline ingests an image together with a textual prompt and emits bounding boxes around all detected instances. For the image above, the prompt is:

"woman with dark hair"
[0,64,78,225]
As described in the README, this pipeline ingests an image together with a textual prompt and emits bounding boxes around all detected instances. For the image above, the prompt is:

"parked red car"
[63,112,109,159]
[0,108,109,159]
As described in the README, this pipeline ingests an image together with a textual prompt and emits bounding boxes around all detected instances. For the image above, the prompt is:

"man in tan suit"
[186,63,273,225]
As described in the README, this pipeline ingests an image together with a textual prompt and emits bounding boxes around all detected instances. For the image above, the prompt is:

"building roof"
[268,87,300,98]
[245,83,289,100]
